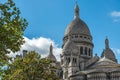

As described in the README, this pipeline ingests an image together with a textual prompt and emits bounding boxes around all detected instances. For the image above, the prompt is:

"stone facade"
[46,3,120,80]
[60,3,120,80]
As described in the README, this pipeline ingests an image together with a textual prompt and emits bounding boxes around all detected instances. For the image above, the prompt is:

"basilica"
[46,3,120,80]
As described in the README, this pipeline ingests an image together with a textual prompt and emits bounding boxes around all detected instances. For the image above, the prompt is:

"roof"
[101,38,117,62]
[65,18,91,36]
[46,44,57,62]
[64,3,91,36]
[63,39,79,55]
[89,57,119,69]
[101,48,117,62]
[47,53,57,62]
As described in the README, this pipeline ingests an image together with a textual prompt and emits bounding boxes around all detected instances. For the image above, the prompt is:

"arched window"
[73,58,74,63]
[80,47,83,55]
[89,48,91,56]
[74,58,77,63]
[85,47,87,55]
[68,57,70,63]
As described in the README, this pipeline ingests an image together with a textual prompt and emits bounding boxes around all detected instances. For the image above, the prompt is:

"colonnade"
[110,72,120,80]
[87,72,120,80]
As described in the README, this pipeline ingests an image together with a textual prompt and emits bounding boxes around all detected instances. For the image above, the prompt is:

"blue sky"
[1,0,120,63]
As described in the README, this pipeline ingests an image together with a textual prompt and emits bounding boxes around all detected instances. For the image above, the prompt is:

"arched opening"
[74,58,77,63]
[85,47,87,55]
[89,48,91,56]
[80,47,83,55]
[68,57,70,64]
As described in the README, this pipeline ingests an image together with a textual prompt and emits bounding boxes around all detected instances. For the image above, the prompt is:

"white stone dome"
[65,18,91,36]
[46,44,57,62]
[47,53,57,62]
[101,38,117,62]
[64,3,91,36]
[101,48,116,60]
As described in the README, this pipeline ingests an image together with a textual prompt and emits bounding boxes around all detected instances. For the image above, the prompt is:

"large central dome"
[65,18,91,36]
[64,4,91,36]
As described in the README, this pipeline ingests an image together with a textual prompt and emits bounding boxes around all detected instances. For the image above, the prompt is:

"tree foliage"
[0,0,28,76]
[0,0,28,54]
[3,51,59,80]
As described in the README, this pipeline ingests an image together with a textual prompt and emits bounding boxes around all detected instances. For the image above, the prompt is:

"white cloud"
[110,11,120,22]
[9,36,62,61]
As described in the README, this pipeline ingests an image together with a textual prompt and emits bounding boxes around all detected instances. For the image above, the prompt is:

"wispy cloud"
[9,36,62,61]
[110,11,120,17]
[111,48,120,55]
[110,11,120,22]
[111,48,120,63]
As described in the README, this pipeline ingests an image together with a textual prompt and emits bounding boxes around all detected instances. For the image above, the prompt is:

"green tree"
[0,0,28,55]
[0,0,28,77]
[3,51,59,80]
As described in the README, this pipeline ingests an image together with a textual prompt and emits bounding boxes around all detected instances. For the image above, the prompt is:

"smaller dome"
[101,38,117,62]
[47,53,57,62]
[63,39,79,55]
[46,44,57,62]
[63,39,76,50]
[89,57,119,69]
[101,49,116,60]
[63,39,78,50]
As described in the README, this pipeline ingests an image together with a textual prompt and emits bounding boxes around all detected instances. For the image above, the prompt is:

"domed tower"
[47,44,57,66]
[101,38,117,63]
[61,3,94,80]
[62,3,94,60]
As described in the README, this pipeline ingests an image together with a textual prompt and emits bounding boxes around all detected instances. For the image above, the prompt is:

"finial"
[50,43,52,46]
[74,0,79,18]
[105,37,109,49]
[49,43,53,55]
